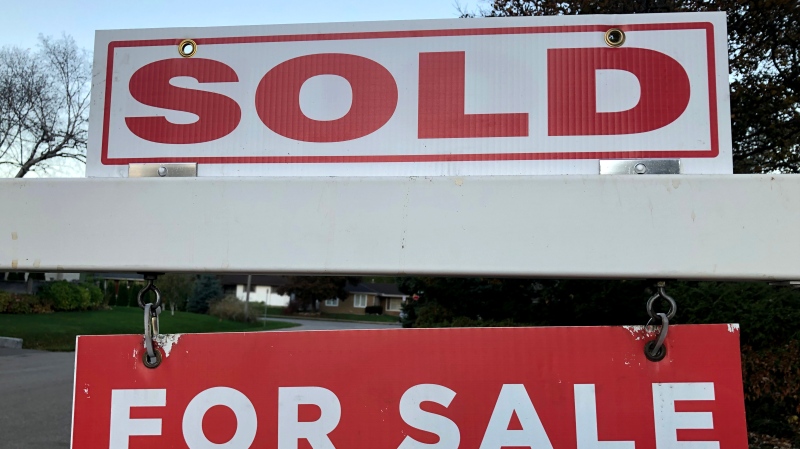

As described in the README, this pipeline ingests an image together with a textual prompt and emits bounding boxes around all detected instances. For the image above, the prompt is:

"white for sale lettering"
[653,383,719,449]
[574,384,635,449]
[107,382,719,448]
[278,386,341,449]
[109,389,166,449]
[398,384,460,449]
[479,384,554,449]
[182,386,257,449]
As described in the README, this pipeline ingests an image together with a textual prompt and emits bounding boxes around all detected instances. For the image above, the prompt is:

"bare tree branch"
[0,34,90,178]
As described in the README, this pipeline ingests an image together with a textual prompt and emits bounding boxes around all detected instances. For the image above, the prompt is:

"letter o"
[255,53,398,142]
[182,387,257,449]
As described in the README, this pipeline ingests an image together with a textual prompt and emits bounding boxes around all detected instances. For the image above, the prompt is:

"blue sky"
[1,0,482,177]
[2,0,481,51]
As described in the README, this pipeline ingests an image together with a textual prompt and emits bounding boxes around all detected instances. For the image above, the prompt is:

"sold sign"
[87,13,732,176]
[72,325,747,448]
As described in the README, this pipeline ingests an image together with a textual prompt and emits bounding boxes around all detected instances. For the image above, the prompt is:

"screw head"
[157,166,168,177]
[634,163,647,174]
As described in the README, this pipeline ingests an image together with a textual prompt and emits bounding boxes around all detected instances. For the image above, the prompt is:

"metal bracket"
[128,163,197,178]
[600,160,681,175]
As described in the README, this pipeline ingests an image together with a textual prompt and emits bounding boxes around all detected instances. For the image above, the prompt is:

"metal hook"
[643,281,675,362]
[646,281,676,321]
[137,274,163,309]
[644,312,669,361]
[142,303,162,368]
[139,273,164,369]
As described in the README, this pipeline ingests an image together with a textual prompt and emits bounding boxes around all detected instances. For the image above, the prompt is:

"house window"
[353,294,367,308]
[324,298,339,307]
[242,284,256,293]
[387,298,403,311]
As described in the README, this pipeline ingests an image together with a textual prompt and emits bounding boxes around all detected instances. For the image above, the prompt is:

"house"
[219,275,291,307]
[1,272,82,295]
[218,276,407,314]
[319,282,408,316]
[1,272,80,282]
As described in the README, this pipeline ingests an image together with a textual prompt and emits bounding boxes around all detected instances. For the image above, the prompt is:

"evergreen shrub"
[187,275,223,314]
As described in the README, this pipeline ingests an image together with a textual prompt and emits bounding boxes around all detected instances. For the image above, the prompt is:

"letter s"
[126,58,241,144]
[398,384,460,449]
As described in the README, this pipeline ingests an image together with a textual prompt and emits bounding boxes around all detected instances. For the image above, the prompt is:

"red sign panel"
[72,325,747,448]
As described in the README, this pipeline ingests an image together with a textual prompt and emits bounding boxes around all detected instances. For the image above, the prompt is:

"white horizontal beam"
[0,175,798,280]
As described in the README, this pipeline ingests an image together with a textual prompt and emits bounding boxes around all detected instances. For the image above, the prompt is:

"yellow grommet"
[604,28,626,47]
[178,39,197,58]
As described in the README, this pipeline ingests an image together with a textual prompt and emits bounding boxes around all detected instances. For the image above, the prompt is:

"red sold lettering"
[126,59,242,144]
[418,52,529,139]
[547,47,691,136]
[255,53,398,143]
[124,49,693,145]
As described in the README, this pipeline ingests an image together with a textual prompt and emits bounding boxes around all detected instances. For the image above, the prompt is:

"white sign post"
[88,12,731,177]
[2,14,797,279]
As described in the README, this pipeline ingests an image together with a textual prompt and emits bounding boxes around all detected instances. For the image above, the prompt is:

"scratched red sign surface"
[72,325,747,449]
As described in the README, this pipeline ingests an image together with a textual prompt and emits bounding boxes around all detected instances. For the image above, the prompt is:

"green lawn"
[251,304,288,316]
[0,307,298,351]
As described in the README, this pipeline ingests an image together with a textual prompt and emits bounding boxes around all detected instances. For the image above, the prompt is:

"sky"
[1,0,482,176]
[2,0,482,51]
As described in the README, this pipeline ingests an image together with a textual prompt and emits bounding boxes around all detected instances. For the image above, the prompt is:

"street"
[0,348,74,448]
[0,318,399,448]
[261,316,400,331]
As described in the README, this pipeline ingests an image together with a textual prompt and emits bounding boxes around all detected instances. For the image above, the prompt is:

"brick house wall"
[383,297,404,316]
[319,292,405,316]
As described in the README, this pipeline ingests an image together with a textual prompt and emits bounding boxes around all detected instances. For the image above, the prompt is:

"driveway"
[0,348,74,449]
[0,318,400,448]
[262,316,401,331]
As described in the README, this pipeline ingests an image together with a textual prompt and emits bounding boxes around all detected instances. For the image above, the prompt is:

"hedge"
[36,281,104,312]
[0,291,52,314]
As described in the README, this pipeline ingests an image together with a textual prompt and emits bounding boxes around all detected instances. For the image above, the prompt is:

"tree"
[470,0,800,174]
[0,35,90,177]
[397,277,542,324]
[399,275,800,438]
[276,276,361,312]
[158,274,195,311]
[187,275,223,314]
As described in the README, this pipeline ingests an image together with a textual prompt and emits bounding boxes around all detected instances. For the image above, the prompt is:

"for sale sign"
[87,12,732,177]
[72,325,747,448]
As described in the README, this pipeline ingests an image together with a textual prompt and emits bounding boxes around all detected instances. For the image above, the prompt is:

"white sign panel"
[87,12,731,177]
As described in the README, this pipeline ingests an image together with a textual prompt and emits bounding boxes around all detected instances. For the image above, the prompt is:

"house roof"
[214,275,405,296]
[365,283,405,296]
[92,272,145,281]
[345,282,405,297]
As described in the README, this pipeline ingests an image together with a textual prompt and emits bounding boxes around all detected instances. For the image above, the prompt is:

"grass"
[0,307,299,351]
[251,304,288,316]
